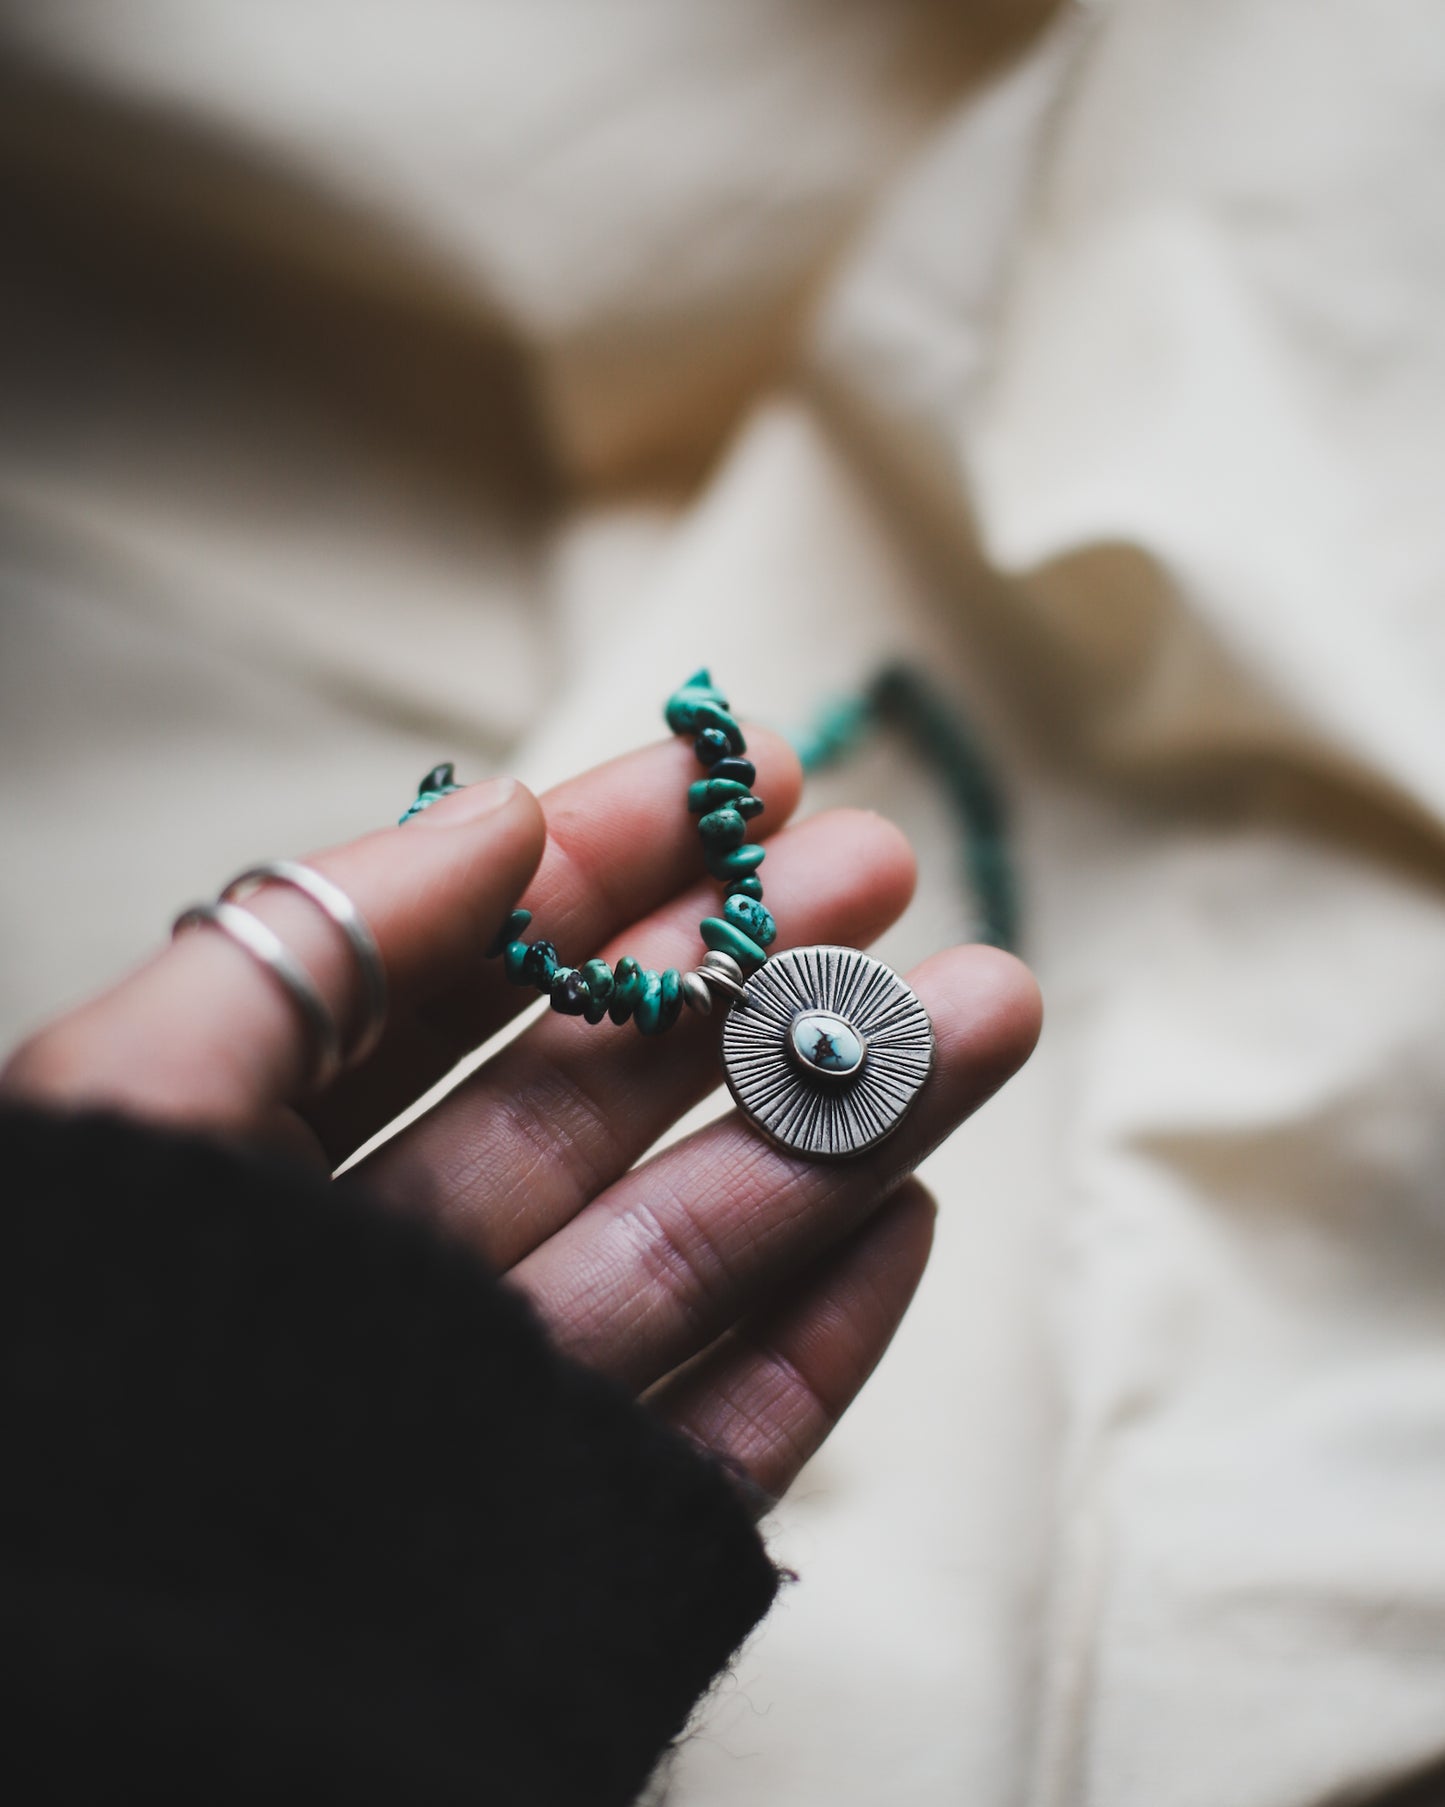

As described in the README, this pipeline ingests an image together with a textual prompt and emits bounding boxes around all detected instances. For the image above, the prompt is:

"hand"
[2,728,1040,1504]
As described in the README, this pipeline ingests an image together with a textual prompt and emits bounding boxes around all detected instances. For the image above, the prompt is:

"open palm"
[3,725,1040,1504]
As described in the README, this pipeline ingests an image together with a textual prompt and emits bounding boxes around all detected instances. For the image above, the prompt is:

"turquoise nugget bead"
[693,727,734,766]
[687,777,750,814]
[708,756,755,788]
[581,958,614,1024]
[397,761,461,823]
[659,967,683,1030]
[681,666,728,701]
[697,806,746,851]
[486,906,533,958]
[634,969,666,1035]
[665,689,733,736]
[609,956,645,1024]
[503,939,530,983]
[732,873,764,901]
[700,917,767,973]
[705,843,765,883]
[523,940,558,988]
[550,968,590,1015]
[671,693,744,744]
[734,794,764,821]
[581,957,614,1001]
[723,894,775,947]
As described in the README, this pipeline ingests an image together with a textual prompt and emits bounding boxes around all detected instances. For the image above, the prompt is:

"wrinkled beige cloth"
[3,3,1445,1803]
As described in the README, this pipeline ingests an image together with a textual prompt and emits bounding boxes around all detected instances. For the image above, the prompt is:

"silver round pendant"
[720,944,934,1160]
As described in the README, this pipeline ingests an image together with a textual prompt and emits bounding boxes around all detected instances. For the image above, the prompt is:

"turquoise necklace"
[401,669,936,1161]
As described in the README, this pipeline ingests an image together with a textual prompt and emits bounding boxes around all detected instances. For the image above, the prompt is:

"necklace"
[401,670,934,1161]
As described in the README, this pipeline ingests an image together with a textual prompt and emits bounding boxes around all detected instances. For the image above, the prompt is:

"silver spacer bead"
[697,965,750,1008]
[700,949,745,982]
[680,970,714,1016]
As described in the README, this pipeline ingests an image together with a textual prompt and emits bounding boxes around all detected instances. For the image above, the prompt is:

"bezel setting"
[721,944,933,1160]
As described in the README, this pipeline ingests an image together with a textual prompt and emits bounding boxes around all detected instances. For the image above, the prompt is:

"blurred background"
[3,3,1444,1804]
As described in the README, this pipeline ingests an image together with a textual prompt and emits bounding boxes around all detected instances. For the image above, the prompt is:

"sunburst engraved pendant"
[720,945,934,1160]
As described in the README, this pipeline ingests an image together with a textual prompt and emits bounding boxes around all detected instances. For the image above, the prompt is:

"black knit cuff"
[0,1106,779,1806]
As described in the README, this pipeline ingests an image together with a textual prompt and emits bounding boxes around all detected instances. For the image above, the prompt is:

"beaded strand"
[399,670,776,1034]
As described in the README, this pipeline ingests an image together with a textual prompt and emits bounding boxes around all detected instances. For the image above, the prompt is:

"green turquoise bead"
[550,968,590,1015]
[697,806,746,851]
[486,906,533,958]
[700,917,767,972]
[659,967,683,1030]
[503,939,530,983]
[682,666,727,701]
[665,689,733,736]
[688,777,750,814]
[634,969,666,1035]
[609,956,645,1024]
[670,697,740,745]
[522,940,558,988]
[706,843,765,883]
[731,873,764,901]
[581,958,614,1024]
[723,894,775,947]
[581,958,614,1004]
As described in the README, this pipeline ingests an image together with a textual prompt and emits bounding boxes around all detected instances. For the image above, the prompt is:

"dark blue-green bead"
[634,968,666,1035]
[609,956,645,1024]
[523,940,558,988]
[735,794,764,821]
[398,760,463,823]
[732,873,764,901]
[693,727,733,767]
[550,968,590,1015]
[659,967,683,1030]
[687,777,751,814]
[708,756,756,788]
[581,958,614,1024]
[503,939,531,983]
[706,843,765,883]
[486,906,533,958]
[700,917,767,972]
[723,893,776,947]
[697,806,747,851]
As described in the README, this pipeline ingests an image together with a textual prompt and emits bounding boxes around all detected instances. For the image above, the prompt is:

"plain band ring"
[173,900,343,1088]
[220,860,388,1066]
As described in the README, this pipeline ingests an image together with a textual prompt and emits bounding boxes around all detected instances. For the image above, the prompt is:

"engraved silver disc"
[720,944,934,1160]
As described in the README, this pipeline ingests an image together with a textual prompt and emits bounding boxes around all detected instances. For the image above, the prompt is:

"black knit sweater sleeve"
[0,1106,779,1806]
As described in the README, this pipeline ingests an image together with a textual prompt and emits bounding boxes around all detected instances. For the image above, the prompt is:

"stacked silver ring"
[173,859,387,1090]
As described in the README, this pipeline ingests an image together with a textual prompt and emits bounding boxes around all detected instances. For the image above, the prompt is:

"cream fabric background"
[3,3,1444,1803]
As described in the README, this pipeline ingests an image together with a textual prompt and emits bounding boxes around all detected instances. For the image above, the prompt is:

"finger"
[648,1180,936,1507]
[351,807,917,1264]
[0,778,546,1131]
[509,944,1042,1390]
[308,726,803,1160]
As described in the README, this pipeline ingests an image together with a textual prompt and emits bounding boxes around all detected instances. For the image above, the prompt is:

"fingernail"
[413,775,519,828]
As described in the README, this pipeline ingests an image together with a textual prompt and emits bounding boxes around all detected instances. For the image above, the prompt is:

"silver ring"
[220,861,387,1066]
[173,900,342,1089]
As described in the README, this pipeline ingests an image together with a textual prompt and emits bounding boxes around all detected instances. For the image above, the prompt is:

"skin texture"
[1,726,1041,1506]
